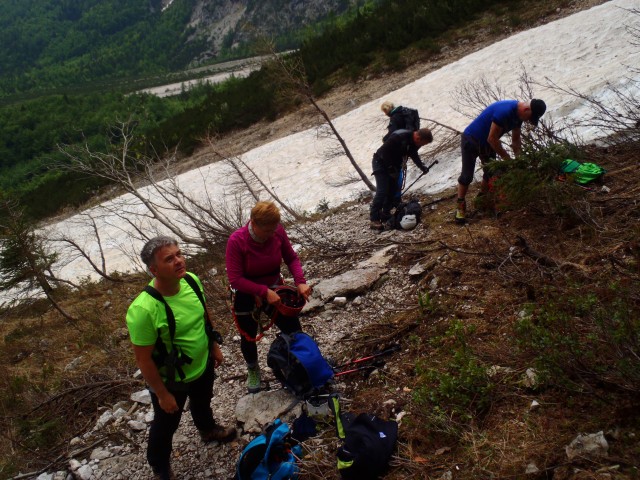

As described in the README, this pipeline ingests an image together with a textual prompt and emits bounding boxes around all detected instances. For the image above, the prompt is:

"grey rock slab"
[235,390,301,433]
[89,447,112,460]
[314,266,388,300]
[356,245,397,268]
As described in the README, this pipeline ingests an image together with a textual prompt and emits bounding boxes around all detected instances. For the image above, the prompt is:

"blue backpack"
[236,419,302,480]
[267,332,334,399]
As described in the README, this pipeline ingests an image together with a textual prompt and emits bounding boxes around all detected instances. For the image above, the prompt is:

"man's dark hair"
[140,236,178,267]
[416,128,433,143]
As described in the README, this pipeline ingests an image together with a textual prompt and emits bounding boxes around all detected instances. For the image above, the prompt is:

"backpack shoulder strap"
[183,272,205,308]
[144,284,176,340]
[390,128,411,137]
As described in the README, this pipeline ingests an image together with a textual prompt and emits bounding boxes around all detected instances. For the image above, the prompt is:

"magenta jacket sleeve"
[225,229,270,298]
[279,226,307,285]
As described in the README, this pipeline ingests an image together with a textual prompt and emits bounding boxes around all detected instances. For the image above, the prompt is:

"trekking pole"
[333,344,400,372]
[401,159,438,196]
[334,359,386,377]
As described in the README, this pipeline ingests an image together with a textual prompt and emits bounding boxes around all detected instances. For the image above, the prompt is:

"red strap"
[229,289,277,342]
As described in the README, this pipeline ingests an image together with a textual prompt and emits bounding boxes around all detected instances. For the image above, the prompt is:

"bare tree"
[260,41,376,192]
[0,199,77,321]
[58,122,245,251]
[540,77,640,146]
[51,212,124,283]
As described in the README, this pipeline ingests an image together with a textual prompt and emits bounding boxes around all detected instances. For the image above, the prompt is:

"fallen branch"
[25,379,140,415]
[514,235,587,273]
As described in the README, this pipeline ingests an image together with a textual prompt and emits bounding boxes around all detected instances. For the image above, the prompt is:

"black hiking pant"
[370,166,400,222]
[147,361,216,475]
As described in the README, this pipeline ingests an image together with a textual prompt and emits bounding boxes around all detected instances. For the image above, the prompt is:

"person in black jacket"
[370,128,433,230]
[381,101,420,142]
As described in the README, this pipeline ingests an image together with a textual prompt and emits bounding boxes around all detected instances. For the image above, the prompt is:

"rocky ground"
[4,1,638,479]
[21,131,640,478]
[32,199,453,480]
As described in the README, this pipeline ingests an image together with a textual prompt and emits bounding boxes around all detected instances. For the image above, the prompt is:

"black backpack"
[329,396,399,480]
[386,199,422,230]
[400,107,420,132]
[267,332,334,399]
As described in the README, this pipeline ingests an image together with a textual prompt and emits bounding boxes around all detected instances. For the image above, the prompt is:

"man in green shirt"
[126,236,235,480]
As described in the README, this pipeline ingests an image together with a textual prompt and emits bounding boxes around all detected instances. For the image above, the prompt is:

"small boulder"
[130,389,151,404]
[565,431,608,461]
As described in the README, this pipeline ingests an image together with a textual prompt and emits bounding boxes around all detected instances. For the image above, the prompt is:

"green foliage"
[0,201,58,293]
[17,416,65,450]
[417,290,437,315]
[415,38,441,54]
[0,68,281,218]
[4,324,34,344]
[486,141,588,216]
[301,0,513,85]
[315,198,330,214]
[515,282,640,392]
[508,13,523,27]
[382,50,403,72]
[413,321,494,427]
[0,0,207,97]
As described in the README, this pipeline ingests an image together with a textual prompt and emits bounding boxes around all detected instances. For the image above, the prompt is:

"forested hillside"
[0,0,203,96]
[0,0,534,222]
[0,0,363,98]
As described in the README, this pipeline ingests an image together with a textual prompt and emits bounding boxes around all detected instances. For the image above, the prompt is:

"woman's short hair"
[381,101,394,115]
[251,201,281,227]
[140,236,178,267]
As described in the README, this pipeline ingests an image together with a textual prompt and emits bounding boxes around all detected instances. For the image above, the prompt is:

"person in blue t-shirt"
[455,99,546,224]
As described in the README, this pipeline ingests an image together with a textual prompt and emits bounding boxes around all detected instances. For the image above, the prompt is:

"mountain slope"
[0,0,360,96]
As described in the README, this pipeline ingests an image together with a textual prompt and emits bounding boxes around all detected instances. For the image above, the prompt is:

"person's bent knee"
[458,174,473,186]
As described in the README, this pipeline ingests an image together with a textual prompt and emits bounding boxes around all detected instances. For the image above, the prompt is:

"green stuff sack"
[560,159,606,185]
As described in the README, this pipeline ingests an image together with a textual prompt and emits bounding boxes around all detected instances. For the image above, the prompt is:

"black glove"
[420,164,429,174]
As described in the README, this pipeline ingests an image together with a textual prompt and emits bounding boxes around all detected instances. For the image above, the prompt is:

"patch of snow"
[2,0,639,300]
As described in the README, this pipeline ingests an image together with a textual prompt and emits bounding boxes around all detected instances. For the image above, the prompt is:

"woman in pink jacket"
[225,201,312,393]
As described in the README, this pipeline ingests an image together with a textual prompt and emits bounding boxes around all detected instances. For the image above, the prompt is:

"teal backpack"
[560,159,606,185]
[236,419,302,480]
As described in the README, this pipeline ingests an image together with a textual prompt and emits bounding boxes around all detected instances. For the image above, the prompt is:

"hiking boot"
[369,220,384,231]
[152,467,176,480]
[200,424,237,443]
[246,364,261,393]
[454,199,466,224]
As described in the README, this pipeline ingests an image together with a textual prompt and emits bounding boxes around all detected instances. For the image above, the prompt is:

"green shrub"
[413,321,494,428]
[382,50,403,71]
[415,38,441,54]
[487,141,594,220]
[515,282,640,392]
[17,416,65,450]
[417,290,438,315]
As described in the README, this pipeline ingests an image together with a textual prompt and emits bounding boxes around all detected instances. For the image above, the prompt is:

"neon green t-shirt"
[126,273,209,383]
